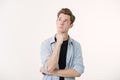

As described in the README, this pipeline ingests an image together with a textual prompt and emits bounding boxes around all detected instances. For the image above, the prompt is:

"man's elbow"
[47,66,55,73]
[73,69,81,77]
[76,73,81,77]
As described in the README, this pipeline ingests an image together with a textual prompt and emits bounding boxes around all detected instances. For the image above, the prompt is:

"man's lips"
[58,25,63,28]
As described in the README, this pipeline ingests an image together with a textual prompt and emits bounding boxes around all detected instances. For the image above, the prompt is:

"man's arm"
[52,68,80,77]
[46,34,63,72]
[46,43,61,72]
[40,67,80,78]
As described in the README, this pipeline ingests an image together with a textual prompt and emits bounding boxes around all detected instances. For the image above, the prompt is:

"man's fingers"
[40,67,52,75]
[40,67,44,72]
[40,67,47,75]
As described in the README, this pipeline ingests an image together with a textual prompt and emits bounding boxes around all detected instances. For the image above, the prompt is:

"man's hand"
[56,33,64,45]
[40,67,52,75]
[40,67,46,75]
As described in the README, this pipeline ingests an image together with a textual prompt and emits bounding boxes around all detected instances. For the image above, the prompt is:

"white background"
[0,0,120,80]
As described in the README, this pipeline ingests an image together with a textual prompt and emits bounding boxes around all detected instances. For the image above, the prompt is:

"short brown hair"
[57,8,75,24]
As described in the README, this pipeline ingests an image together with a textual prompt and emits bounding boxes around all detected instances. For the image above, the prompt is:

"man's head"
[56,8,75,33]
[57,8,75,24]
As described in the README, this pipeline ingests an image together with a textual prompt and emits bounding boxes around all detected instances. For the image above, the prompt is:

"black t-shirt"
[55,37,68,80]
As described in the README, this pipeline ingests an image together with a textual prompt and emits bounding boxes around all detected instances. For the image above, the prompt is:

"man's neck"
[56,32,69,41]
[63,34,69,41]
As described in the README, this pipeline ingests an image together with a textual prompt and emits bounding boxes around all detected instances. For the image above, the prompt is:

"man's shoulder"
[41,36,54,45]
[70,37,82,49]
[70,37,81,45]
[70,37,82,51]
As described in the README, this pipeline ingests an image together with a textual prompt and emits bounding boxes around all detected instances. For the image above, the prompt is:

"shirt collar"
[50,35,73,44]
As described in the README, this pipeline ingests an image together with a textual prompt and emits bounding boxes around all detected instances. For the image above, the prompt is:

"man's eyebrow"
[65,19,69,21]
[58,16,61,18]
[58,17,69,21]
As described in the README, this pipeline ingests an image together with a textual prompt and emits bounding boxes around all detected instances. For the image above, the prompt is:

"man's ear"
[70,24,73,28]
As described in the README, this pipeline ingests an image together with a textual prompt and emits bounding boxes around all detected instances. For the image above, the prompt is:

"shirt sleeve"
[40,40,51,71]
[72,43,84,75]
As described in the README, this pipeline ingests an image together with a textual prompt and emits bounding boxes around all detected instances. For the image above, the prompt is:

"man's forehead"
[58,13,70,19]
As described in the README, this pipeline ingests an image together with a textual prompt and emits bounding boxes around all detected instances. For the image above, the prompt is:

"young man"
[40,8,84,80]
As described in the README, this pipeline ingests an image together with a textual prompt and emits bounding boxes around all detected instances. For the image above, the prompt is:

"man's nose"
[60,20,64,25]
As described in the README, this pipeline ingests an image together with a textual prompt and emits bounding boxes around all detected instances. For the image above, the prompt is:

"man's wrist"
[51,69,58,75]
[56,42,62,46]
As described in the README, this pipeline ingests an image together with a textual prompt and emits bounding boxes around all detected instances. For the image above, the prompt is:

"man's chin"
[57,30,65,33]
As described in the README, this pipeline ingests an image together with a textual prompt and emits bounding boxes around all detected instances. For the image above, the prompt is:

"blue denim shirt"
[40,36,84,80]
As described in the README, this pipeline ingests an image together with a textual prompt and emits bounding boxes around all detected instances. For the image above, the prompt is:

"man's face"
[56,13,73,33]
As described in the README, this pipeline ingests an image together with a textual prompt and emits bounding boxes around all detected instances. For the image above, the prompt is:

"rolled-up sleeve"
[72,43,84,75]
[40,40,51,70]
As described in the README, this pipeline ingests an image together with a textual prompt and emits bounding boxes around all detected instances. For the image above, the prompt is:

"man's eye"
[64,20,68,23]
[58,18,61,21]
[64,20,67,22]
